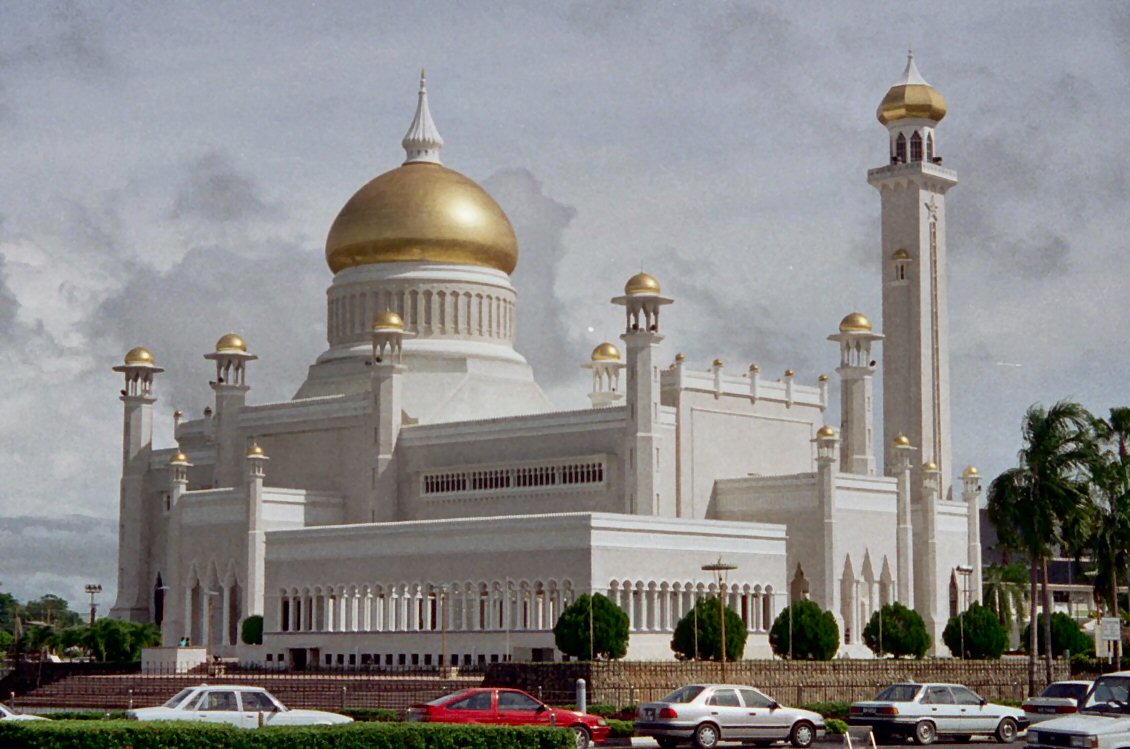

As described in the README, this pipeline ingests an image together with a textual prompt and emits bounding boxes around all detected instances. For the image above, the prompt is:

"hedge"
[0,720,576,749]
[800,701,851,721]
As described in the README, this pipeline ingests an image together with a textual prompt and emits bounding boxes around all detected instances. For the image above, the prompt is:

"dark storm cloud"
[171,151,273,224]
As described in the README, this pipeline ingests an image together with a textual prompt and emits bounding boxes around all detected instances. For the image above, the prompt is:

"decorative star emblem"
[924,196,940,220]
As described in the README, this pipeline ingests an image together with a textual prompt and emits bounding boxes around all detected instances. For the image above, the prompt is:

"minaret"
[612,272,672,515]
[163,450,190,645]
[110,346,164,621]
[370,310,411,521]
[245,443,269,622]
[582,342,625,408]
[962,465,983,603]
[204,334,257,488]
[868,52,957,501]
[827,312,884,475]
[402,69,444,164]
[892,434,916,606]
[813,425,839,609]
[918,460,943,649]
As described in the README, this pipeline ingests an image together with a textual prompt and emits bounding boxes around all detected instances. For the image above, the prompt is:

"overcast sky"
[2,1,1128,610]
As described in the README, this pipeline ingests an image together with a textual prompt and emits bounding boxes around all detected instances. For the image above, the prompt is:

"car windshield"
[1082,676,1130,714]
[875,684,922,702]
[661,686,706,704]
[164,688,198,708]
[1043,683,1089,701]
[430,690,469,706]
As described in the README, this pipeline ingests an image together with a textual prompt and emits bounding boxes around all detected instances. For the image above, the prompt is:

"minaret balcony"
[867,159,957,188]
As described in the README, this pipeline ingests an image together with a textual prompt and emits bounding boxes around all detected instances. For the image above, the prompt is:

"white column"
[326,595,336,632]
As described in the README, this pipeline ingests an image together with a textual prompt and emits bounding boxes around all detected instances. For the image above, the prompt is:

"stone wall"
[484,658,1069,707]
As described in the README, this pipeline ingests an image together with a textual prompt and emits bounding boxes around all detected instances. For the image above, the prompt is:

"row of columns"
[609,581,777,633]
[329,288,515,344]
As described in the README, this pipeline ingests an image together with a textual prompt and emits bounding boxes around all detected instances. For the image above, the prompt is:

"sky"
[2,1,1129,610]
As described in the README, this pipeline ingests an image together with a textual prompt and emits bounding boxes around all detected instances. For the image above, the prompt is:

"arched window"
[910,131,923,162]
[926,133,935,162]
[895,133,907,163]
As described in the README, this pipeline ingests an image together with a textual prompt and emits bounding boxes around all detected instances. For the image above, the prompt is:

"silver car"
[635,683,825,749]
[1022,680,1092,724]
[849,682,1028,745]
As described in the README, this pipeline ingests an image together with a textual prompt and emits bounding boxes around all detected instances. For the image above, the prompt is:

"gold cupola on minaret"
[877,51,948,125]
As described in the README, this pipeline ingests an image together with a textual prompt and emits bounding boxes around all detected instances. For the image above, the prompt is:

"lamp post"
[955,565,973,658]
[702,559,738,681]
[84,584,102,626]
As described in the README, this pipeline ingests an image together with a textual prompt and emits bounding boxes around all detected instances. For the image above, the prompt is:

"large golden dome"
[325,163,518,275]
[877,53,947,125]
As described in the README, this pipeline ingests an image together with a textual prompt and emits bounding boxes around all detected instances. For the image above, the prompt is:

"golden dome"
[675,352,686,362]
[892,433,911,447]
[784,369,795,377]
[963,465,980,478]
[625,272,661,296]
[173,409,183,418]
[818,374,829,382]
[922,460,939,471]
[748,363,760,372]
[124,346,155,366]
[591,342,621,362]
[877,54,947,125]
[325,163,518,275]
[816,425,837,438]
[215,333,247,353]
[712,358,724,368]
[372,310,405,331]
[169,451,189,465]
[247,442,266,458]
[839,312,873,333]
[892,248,911,260]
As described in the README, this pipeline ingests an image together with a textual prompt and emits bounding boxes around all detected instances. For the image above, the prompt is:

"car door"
[195,689,243,727]
[705,688,749,739]
[950,686,995,733]
[442,690,495,724]
[239,689,279,728]
[496,690,544,727]
[920,686,960,734]
[740,688,785,741]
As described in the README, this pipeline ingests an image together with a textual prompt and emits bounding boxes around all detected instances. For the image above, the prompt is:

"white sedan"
[850,683,1028,744]
[127,684,352,728]
[0,703,47,721]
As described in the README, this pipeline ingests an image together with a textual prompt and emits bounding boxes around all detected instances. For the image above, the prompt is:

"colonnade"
[608,579,775,633]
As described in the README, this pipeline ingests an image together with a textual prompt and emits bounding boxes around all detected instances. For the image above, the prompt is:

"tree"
[982,563,1029,635]
[987,401,1094,694]
[0,593,17,635]
[553,594,629,660]
[1087,407,1130,664]
[768,600,839,661]
[1021,612,1092,658]
[943,602,1008,659]
[81,619,161,662]
[670,596,747,662]
[23,594,82,630]
[241,615,264,645]
[862,602,930,658]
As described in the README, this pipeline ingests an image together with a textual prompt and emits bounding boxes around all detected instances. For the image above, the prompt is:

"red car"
[408,687,610,748]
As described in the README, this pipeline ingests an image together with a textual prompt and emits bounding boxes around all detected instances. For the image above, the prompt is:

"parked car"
[634,683,825,749]
[126,684,352,728]
[1022,680,1093,724]
[849,682,1028,744]
[1027,671,1130,749]
[0,703,47,721]
[407,687,610,749]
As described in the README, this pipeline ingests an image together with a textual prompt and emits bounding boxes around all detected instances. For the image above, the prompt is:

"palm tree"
[982,562,1029,642]
[987,401,1093,695]
[1089,408,1130,662]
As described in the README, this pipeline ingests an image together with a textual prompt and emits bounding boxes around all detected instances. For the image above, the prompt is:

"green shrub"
[0,720,575,749]
[1022,612,1093,657]
[339,707,400,722]
[826,719,849,735]
[35,711,127,720]
[553,593,630,660]
[862,602,931,658]
[606,719,635,738]
[769,600,840,660]
[943,603,1008,659]
[800,701,851,721]
[582,703,618,717]
[241,615,264,646]
[670,595,748,661]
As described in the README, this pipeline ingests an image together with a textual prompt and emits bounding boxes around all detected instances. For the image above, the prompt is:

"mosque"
[109,55,983,665]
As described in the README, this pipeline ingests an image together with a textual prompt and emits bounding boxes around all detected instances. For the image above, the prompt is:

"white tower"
[204,333,257,489]
[868,53,957,500]
[827,312,883,475]
[962,465,984,603]
[582,342,625,408]
[369,310,409,522]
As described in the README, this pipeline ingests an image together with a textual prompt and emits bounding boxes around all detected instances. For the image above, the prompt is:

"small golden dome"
[372,310,405,331]
[817,425,837,438]
[675,352,686,362]
[877,54,947,125]
[625,272,661,296]
[712,358,724,368]
[124,346,155,366]
[818,374,829,382]
[892,433,911,446]
[169,451,189,465]
[215,333,247,353]
[922,460,939,471]
[325,163,518,275]
[839,312,873,333]
[591,342,621,362]
[893,248,911,260]
[748,363,760,373]
[784,369,795,377]
[247,442,266,458]
[173,409,183,418]
[963,465,980,478]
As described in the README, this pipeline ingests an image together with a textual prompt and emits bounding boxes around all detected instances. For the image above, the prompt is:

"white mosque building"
[110,56,983,666]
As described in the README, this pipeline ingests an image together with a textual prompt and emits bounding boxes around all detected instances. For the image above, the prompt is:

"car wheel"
[694,722,721,749]
[572,726,591,749]
[657,739,682,749]
[913,720,936,746]
[790,721,816,748]
[995,718,1018,743]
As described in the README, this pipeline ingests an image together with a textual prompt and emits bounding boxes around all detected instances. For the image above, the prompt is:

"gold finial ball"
[963,465,980,478]
[675,352,686,362]
[591,342,621,362]
[247,442,266,458]
[818,374,829,382]
[372,310,405,332]
[624,272,661,296]
[748,363,760,373]
[784,368,795,377]
[712,358,724,368]
[124,346,155,366]
[892,433,911,447]
[215,333,247,353]
[170,450,189,465]
[817,425,837,438]
[839,312,873,333]
[922,460,939,472]
[173,409,183,418]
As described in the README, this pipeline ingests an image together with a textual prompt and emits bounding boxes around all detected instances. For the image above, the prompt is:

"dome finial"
[402,69,444,165]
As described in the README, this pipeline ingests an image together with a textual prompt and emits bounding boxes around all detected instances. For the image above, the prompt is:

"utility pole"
[702,560,738,681]
[85,584,102,626]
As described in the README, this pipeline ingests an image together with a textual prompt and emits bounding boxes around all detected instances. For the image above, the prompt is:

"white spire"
[402,69,444,165]
[898,49,929,86]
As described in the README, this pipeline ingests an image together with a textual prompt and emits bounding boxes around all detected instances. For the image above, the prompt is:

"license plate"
[863,708,876,715]
[1039,708,1055,714]
[645,708,655,719]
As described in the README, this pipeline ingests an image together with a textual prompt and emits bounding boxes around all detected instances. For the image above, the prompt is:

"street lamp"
[702,559,738,681]
[955,565,974,658]
[84,584,102,626]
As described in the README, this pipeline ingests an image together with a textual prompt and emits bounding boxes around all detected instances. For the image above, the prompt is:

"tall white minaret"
[827,312,883,475]
[868,52,957,502]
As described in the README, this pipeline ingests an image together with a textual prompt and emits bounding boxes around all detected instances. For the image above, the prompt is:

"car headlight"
[598,718,607,726]
[1070,736,1099,748]
[1027,731,1039,744]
